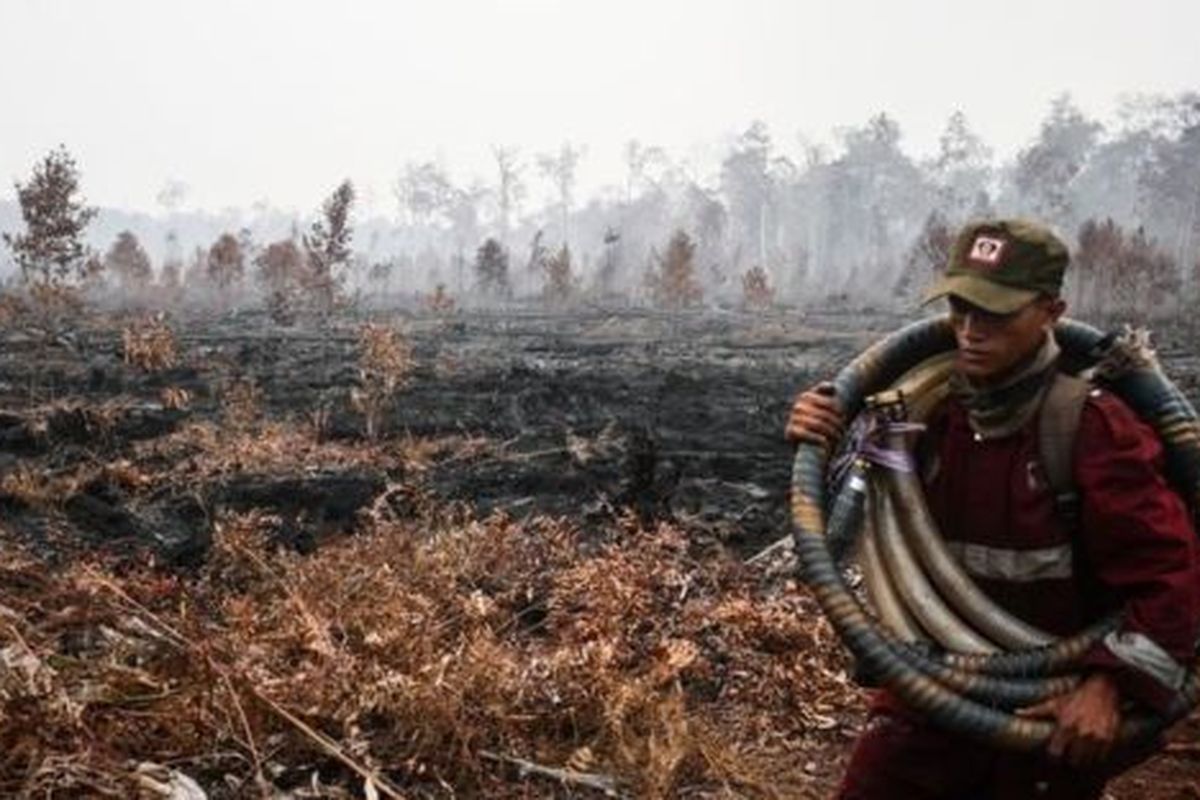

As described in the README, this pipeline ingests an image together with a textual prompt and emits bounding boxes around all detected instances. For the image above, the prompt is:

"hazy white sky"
[2,0,1198,216]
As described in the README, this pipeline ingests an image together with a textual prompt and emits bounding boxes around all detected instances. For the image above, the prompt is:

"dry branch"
[480,750,625,797]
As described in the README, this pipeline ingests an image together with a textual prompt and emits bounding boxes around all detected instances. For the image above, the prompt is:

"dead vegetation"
[421,285,456,314]
[741,267,774,311]
[122,315,179,372]
[0,485,858,798]
[0,293,29,328]
[0,336,859,795]
[220,378,264,434]
[3,308,1197,798]
[646,231,703,310]
[351,323,413,442]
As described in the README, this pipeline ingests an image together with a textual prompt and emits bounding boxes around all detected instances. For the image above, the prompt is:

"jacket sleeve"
[1074,390,1200,714]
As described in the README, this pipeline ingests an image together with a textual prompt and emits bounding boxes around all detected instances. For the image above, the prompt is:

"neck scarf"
[950,334,1060,439]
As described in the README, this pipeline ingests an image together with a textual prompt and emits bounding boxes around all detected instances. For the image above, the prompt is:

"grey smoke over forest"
[3,92,1199,318]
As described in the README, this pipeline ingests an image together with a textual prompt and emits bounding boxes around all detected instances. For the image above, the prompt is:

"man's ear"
[1046,297,1067,325]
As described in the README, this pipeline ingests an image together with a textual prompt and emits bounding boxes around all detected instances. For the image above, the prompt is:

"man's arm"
[1072,390,1200,714]
[1021,390,1199,766]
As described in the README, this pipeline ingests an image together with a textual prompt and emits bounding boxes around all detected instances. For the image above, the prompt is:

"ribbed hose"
[792,316,1200,749]
[888,463,1054,650]
[870,471,999,654]
[875,352,1057,650]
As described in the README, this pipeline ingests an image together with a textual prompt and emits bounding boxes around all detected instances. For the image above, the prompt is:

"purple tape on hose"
[830,416,925,487]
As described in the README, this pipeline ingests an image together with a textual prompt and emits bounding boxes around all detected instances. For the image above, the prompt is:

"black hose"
[792,316,1200,749]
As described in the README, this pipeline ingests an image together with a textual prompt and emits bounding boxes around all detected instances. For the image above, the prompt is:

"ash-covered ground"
[4,307,1199,559]
[0,308,900,559]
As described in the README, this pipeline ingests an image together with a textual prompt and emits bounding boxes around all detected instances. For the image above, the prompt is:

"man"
[786,219,1200,799]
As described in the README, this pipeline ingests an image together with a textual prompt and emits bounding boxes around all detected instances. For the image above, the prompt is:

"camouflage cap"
[923,219,1069,313]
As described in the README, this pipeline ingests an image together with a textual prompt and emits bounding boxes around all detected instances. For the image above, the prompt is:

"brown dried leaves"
[0,498,860,797]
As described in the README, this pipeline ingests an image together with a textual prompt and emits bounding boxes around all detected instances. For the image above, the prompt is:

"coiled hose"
[791,316,1200,750]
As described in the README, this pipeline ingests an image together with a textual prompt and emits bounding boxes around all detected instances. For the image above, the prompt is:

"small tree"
[207,233,245,306]
[542,245,574,306]
[537,142,584,250]
[367,260,394,302]
[1125,227,1178,316]
[160,232,183,298]
[596,226,621,296]
[104,230,153,296]
[741,265,774,310]
[351,323,413,441]
[1073,218,1179,319]
[525,229,550,296]
[304,180,355,314]
[159,259,182,306]
[122,315,178,372]
[3,146,98,324]
[491,145,525,248]
[183,246,209,293]
[474,237,510,299]
[424,283,456,313]
[255,238,306,324]
[80,253,106,294]
[646,230,703,309]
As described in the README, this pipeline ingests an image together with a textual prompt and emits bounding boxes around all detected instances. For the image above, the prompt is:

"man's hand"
[785,382,846,450]
[1017,673,1121,768]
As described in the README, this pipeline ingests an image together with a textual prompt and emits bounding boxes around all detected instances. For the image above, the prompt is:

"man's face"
[948,294,1065,384]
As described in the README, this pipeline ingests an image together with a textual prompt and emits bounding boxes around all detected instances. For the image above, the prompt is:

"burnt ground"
[1,306,1198,798]
[0,308,889,559]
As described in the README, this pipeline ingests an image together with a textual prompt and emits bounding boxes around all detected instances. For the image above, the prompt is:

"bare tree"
[1013,94,1102,227]
[596,226,621,296]
[156,179,188,300]
[818,113,928,295]
[525,229,550,298]
[1135,94,1200,291]
[304,179,355,314]
[160,231,183,297]
[931,111,993,223]
[721,122,774,274]
[623,140,666,207]
[895,211,954,300]
[1073,218,1179,319]
[161,230,182,282]
[446,184,485,295]
[537,142,584,250]
[491,146,525,249]
[394,161,453,227]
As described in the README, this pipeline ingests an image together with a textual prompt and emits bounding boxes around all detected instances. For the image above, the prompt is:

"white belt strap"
[1103,631,1188,691]
[945,542,1073,582]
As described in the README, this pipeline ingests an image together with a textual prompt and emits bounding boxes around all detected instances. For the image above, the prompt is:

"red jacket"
[888,387,1200,714]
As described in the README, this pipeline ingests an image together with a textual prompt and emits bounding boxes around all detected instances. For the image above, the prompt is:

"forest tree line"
[3,91,1200,321]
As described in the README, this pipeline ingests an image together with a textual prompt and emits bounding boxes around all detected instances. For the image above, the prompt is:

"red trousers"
[836,711,1146,800]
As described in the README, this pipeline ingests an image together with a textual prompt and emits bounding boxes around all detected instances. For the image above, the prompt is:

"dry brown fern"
[121,315,178,372]
[351,323,413,441]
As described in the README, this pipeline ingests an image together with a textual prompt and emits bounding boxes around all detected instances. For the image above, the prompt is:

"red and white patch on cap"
[968,235,1006,267]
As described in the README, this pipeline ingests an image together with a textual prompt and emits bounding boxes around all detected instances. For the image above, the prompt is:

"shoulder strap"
[1038,372,1092,523]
